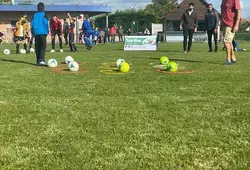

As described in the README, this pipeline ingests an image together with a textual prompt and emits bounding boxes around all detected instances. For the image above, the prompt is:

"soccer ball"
[167,62,178,72]
[119,62,130,73]
[20,49,26,54]
[47,59,58,68]
[65,56,74,64]
[3,49,10,55]
[160,56,169,65]
[29,48,35,53]
[68,61,79,72]
[116,59,125,68]
[246,27,250,32]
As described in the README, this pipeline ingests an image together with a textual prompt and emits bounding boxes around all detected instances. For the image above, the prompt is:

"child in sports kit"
[92,27,99,45]
[82,15,93,50]
[14,16,30,53]
[31,2,49,66]
[67,13,77,52]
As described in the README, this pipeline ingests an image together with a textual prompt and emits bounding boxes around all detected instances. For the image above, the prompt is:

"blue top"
[31,12,49,36]
[93,30,99,37]
[82,19,93,33]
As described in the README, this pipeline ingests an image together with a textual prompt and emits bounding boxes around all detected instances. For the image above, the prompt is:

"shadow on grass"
[0,58,36,66]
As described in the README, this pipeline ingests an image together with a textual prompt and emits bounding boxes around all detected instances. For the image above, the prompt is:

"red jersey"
[221,0,241,27]
[50,18,62,36]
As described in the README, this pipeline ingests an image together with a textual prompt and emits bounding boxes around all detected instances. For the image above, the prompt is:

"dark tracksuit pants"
[183,29,194,52]
[64,33,68,45]
[69,33,77,51]
[207,30,218,51]
[52,30,62,50]
[35,35,47,63]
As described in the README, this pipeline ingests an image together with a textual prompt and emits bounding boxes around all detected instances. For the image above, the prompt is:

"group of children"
[24,2,94,66]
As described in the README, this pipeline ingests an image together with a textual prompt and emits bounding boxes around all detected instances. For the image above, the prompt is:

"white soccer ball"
[20,49,26,54]
[48,59,58,68]
[246,27,250,32]
[65,56,74,64]
[68,61,79,72]
[116,59,125,68]
[3,49,10,55]
[29,48,35,53]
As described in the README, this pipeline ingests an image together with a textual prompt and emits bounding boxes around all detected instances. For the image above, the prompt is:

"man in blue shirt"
[31,2,49,66]
[82,15,93,50]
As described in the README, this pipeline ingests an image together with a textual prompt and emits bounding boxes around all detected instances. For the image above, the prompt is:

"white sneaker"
[38,61,47,66]
[60,49,63,52]
[50,49,55,53]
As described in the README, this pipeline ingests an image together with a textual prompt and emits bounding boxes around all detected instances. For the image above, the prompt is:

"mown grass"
[0,42,249,169]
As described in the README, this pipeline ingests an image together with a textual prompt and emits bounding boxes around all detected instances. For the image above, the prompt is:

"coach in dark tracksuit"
[205,4,219,52]
[180,2,198,53]
[31,2,49,66]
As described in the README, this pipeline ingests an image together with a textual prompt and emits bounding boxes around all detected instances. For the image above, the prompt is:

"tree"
[0,0,12,4]
[95,9,156,34]
[144,0,178,23]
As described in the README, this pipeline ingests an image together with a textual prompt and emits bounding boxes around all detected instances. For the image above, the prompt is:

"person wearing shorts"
[221,0,241,65]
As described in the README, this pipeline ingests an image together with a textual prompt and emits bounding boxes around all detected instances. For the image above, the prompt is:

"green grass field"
[0,42,249,169]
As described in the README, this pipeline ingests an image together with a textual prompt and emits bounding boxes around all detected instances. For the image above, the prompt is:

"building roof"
[0,4,112,13]
[164,0,220,20]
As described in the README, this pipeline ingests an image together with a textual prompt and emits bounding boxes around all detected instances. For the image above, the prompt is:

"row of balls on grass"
[160,56,177,72]
[4,48,35,55]
[116,59,130,73]
[48,56,79,72]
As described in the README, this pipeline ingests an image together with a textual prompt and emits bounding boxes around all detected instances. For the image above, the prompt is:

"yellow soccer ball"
[119,62,130,73]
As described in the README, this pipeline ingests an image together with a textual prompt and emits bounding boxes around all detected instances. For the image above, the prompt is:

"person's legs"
[39,35,47,62]
[64,33,68,45]
[71,33,77,51]
[69,34,73,51]
[29,36,34,49]
[207,30,213,51]
[223,27,235,63]
[69,33,77,51]
[107,35,110,42]
[121,35,123,42]
[104,35,107,44]
[214,31,218,52]
[188,29,194,52]
[119,34,121,42]
[16,42,20,54]
[183,29,188,52]
[35,35,40,64]
[51,33,55,50]
[58,33,63,49]
[84,32,92,48]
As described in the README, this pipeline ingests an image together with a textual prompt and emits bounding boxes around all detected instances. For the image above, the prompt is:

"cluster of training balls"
[48,56,79,72]
[160,56,177,72]
[116,59,130,73]
[3,48,35,55]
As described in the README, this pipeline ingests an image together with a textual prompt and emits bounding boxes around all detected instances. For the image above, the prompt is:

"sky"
[30,0,250,19]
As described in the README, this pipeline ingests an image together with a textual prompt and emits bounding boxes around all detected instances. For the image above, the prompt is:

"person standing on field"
[180,2,198,53]
[63,18,69,45]
[31,2,49,66]
[221,0,241,64]
[67,13,77,52]
[205,4,219,52]
[118,25,124,42]
[110,24,117,43]
[50,15,63,52]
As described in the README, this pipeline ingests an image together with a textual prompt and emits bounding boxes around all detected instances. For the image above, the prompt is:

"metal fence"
[235,33,250,41]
